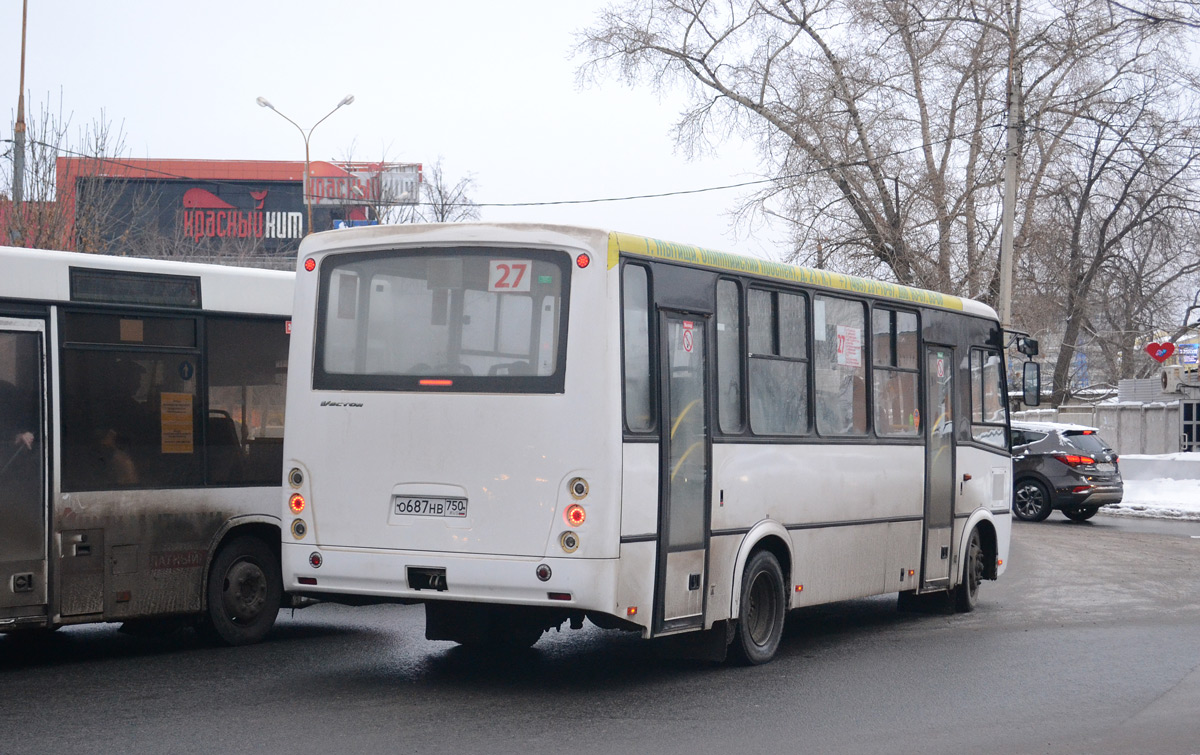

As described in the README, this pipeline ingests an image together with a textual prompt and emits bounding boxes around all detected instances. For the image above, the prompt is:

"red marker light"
[304,258,316,272]
[289,493,306,514]
[576,253,591,269]
[419,379,454,387]
[564,504,586,527]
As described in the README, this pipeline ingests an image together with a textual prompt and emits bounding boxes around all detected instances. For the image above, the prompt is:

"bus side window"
[716,279,744,433]
[970,348,1007,448]
[872,308,919,436]
[748,289,808,436]
[622,264,653,432]
[207,317,289,485]
[814,295,867,436]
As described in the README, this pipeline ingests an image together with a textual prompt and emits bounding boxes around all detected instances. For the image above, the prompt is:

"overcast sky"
[3,0,789,259]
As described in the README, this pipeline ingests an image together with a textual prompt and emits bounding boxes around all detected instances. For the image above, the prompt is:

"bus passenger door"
[0,318,49,624]
[922,344,955,588]
[653,312,711,635]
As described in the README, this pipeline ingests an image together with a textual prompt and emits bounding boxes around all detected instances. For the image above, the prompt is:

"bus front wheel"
[730,550,786,665]
[198,535,282,646]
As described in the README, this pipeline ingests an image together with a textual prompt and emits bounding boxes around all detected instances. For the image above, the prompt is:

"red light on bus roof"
[304,258,316,272]
[576,253,591,269]
[419,379,454,387]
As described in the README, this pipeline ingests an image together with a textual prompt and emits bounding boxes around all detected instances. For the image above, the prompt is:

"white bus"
[282,223,1033,663]
[0,246,293,645]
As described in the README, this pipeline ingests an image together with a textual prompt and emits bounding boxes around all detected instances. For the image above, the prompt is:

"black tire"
[954,528,985,613]
[730,550,786,665]
[1013,479,1053,522]
[198,535,281,646]
[1063,506,1099,522]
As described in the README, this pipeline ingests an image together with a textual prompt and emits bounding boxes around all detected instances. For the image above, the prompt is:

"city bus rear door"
[0,318,50,627]
[653,311,711,635]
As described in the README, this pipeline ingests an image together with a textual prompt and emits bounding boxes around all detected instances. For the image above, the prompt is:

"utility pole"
[12,0,29,208]
[998,0,1020,330]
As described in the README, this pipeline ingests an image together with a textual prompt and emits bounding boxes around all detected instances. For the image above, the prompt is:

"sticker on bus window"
[160,392,194,454]
[489,260,532,293]
[836,325,861,367]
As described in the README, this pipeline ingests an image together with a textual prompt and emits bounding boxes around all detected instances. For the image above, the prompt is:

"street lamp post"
[255,94,354,235]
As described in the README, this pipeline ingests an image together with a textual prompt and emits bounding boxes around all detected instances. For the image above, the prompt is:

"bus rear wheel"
[730,550,786,665]
[198,535,282,646]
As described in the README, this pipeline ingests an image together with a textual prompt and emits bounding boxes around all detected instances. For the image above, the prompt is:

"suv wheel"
[1013,479,1052,522]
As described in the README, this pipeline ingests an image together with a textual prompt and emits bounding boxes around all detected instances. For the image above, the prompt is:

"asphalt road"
[2,516,1198,755]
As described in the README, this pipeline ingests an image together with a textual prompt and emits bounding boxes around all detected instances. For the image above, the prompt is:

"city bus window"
[971,348,1007,448]
[316,250,568,392]
[814,295,867,435]
[622,264,653,432]
[207,317,289,485]
[716,279,743,433]
[748,289,808,435]
[61,344,202,491]
[872,307,919,437]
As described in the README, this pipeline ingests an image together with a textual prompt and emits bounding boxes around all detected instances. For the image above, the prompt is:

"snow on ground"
[1099,453,1200,521]
[1103,478,1200,521]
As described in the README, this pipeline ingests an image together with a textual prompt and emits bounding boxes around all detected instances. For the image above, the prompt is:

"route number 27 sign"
[488,260,532,293]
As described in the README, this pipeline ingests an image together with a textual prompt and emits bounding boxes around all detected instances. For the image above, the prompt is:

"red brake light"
[576,253,591,269]
[1054,454,1095,468]
[289,493,306,514]
[564,504,586,527]
[419,379,454,386]
[304,258,316,272]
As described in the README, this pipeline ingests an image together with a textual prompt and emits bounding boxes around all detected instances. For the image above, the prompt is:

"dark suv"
[1010,421,1123,522]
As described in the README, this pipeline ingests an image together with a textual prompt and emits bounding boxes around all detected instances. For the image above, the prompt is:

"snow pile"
[1104,478,1200,520]
[1100,453,1200,520]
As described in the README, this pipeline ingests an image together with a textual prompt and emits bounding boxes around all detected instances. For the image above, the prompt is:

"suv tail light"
[1054,453,1096,468]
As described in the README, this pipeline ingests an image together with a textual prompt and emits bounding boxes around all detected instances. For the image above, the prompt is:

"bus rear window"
[313,248,570,393]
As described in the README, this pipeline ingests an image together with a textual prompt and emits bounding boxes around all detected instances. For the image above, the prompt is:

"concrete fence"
[1012,402,1181,456]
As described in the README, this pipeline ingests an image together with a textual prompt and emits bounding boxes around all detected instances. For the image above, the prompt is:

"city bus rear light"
[576,253,591,268]
[309,552,323,568]
[419,379,453,387]
[299,577,317,586]
[627,606,637,616]
[304,258,316,272]
[564,504,586,527]
[548,592,572,601]
[289,493,306,514]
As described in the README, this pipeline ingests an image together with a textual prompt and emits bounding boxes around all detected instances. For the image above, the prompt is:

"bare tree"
[578,0,1200,400]
[3,94,130,250]
[404,157,479,224]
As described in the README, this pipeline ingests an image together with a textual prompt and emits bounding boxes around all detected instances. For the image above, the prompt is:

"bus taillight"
[564,503,586,527]
[304,258,316,272]
[289,493,306,514]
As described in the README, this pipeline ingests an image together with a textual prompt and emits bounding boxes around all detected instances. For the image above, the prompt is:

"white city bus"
[282,222,1027,663]
[0,246,293,644]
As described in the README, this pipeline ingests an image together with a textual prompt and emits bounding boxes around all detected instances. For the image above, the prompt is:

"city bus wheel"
[954,528,984,613]
[198,535,282,646]
[1013,479,1052,522]
[730,550,786,665]
[1063,506,1099,522]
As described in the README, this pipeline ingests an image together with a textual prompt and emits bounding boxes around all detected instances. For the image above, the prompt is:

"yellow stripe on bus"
[607,231,964,312]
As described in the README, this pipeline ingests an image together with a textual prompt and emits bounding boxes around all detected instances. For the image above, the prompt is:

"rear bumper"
[1054,482,1123,508]
[283,542,621,614]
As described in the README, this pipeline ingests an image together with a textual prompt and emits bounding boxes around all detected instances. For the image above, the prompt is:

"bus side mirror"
[1022,362,1041,406]
[1016,337,1039,357]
